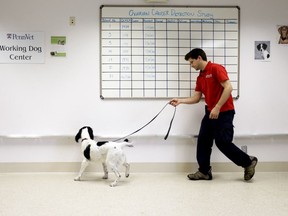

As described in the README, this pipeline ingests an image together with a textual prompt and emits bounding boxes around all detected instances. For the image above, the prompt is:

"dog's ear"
[256,44,261,50]
[278,26,282,34]
[284,26,288,36]
[263,43,267,49]
[75,129,82,143]
[87,127,94,140]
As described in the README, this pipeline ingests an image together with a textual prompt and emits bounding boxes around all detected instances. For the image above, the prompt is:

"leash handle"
[113,103,176,142]
[164,105,176,140]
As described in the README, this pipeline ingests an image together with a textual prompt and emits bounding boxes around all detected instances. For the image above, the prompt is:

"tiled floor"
[0,172,287,216]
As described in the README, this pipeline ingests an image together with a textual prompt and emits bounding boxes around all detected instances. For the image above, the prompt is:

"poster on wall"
[50,36,66,57]
[255,41,271,61]
[277,25,288,44]
[0,32,44,64]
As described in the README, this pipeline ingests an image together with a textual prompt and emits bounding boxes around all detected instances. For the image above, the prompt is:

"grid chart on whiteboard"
[100,6,239,99]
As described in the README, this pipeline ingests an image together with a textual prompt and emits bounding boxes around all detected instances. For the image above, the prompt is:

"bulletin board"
[100,5,240,99]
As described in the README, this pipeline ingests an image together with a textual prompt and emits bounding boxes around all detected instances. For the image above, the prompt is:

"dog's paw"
[125,173,130,178]
[74,176,81,181]
[110,182,117,187]
[102,175,108,180]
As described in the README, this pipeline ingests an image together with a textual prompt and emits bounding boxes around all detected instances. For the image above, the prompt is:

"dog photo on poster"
[277,25,288,44]
[255,41,271,61]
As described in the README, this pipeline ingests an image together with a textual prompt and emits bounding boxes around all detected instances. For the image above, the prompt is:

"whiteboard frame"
[100,5,240,100]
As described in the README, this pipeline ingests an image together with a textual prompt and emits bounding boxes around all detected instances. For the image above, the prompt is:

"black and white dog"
[256,43,270,60]
[74,126,133,187]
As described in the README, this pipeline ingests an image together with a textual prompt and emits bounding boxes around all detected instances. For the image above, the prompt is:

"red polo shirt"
[195,61,234,112]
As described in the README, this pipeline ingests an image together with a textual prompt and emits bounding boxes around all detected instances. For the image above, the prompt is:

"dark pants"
[197,107,251,174]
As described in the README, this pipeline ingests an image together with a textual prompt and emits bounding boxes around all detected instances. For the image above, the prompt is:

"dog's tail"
[120,139,134,148]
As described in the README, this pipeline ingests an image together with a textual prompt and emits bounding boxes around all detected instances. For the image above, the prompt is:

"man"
[170,48,258,181]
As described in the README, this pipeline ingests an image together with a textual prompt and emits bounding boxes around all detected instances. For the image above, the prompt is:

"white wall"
[0,0,288,164]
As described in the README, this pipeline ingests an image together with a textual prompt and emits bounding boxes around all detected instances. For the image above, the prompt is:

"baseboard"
[0,162,288,173]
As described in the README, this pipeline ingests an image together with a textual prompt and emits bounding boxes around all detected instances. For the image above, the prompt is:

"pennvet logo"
[206,74,213,78]
[7,33,34,40]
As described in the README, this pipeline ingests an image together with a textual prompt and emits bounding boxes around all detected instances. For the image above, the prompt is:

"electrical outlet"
[69,16,76,26]
[241,145,247,153]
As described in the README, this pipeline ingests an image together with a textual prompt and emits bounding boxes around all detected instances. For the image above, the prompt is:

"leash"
[112,102,176,142]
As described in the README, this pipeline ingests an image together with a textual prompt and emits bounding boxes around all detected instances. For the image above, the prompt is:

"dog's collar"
[81,138,88,142]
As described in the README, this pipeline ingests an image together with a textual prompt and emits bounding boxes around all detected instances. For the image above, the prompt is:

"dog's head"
[257,43,267,51]
[278,25,288,38]
[75,126,94,143]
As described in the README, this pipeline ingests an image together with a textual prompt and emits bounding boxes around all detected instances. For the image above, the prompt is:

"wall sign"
[100,5,240,99]
[0,32,45,64]
[50,36,66,57]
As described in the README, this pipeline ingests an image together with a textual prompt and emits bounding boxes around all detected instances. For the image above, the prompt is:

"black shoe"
[187,169,212,180]
[244,156,258,181]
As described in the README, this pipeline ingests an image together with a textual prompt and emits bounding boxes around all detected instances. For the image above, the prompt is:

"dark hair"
[185,48,207,61]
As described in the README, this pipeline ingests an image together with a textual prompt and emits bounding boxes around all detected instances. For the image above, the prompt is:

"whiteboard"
[100,5,240,99]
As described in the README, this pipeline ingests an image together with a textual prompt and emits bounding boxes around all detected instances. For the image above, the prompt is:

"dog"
[256,43,270,60]
[278,25,288,44]
[74,126,133,187]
